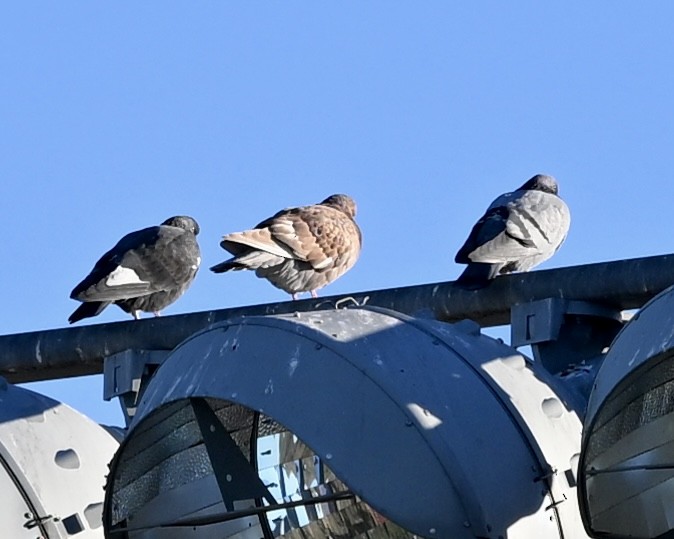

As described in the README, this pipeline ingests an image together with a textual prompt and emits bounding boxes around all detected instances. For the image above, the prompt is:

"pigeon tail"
[211,250,286,273]
[210,260,244,273]
[455,263,500,290]
[68,301,110,324]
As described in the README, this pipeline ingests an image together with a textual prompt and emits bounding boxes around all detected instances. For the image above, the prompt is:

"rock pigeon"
[68,216,201,323]
[210,194,361,299]
[455,174,570,288]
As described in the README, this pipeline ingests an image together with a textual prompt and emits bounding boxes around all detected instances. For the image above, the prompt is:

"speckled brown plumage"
[210,194,361,299]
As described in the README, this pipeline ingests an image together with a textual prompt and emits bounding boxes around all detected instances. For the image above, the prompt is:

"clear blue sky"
[3,3,673,426]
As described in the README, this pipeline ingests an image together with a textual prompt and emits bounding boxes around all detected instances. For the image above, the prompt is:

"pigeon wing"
[127,227,201,289]
[455,201,510,263]
[71,226,199,302]
[499,190,570,258]
[268,205,361,271]
[70,226,159,300]
[460,190,570,264]
[220,204,356,270]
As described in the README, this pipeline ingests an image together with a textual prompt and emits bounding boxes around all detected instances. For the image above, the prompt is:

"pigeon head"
[162,215,200,235]
[320,194,357,219]
[519,174,558,195]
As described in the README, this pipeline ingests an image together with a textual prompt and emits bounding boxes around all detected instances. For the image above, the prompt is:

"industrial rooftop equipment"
[2,254,674,538]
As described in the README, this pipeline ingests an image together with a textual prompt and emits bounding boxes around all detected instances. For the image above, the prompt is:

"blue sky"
[3,3,674,426]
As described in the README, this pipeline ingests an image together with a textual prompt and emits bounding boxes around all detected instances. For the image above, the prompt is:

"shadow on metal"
[103,307,588,539]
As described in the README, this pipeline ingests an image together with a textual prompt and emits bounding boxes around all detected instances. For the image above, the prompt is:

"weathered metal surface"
[3,253,674,383]
[0,380,119,538]
[104,308,588,538]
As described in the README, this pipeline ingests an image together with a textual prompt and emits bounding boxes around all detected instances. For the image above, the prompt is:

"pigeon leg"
[132,310,141,320]
[291,293,300,300]
[153,311,162,317]
[310,290,319,298]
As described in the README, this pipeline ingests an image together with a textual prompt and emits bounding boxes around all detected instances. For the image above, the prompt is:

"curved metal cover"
[579,284,674,537]
[0,379,119,538]
[105,307,583,538]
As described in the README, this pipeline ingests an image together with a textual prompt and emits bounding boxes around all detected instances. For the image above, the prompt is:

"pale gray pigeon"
[210,194,362,299]
[68,216,201,323]
[455,175,570,288]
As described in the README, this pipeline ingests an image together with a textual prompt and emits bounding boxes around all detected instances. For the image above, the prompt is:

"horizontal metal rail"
[2,253,673,383]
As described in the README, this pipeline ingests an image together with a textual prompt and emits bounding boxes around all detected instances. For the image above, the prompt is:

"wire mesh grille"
[586,351,674,466]
[108,398,418,538]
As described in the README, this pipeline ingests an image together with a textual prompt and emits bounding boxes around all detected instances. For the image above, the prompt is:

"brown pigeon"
[210,194,361,299]
[68,216,201,323]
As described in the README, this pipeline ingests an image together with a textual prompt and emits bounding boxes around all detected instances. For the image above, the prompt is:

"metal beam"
[2,253,674,383]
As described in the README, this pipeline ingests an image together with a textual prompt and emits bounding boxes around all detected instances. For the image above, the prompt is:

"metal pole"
[2,254,674,383]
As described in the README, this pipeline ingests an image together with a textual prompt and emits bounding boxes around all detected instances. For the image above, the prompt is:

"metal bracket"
[103,349,169,425]
[190,398,277,513]
[511,298,624,375]
[23,512,54,529]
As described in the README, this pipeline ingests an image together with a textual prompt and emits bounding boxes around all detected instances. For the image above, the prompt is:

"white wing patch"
[313,257,333,270]
[105,266,148,287]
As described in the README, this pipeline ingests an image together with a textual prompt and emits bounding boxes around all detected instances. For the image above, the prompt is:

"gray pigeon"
[455,174,570,288]
[210,194,361,299]
[68,216,201,323]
